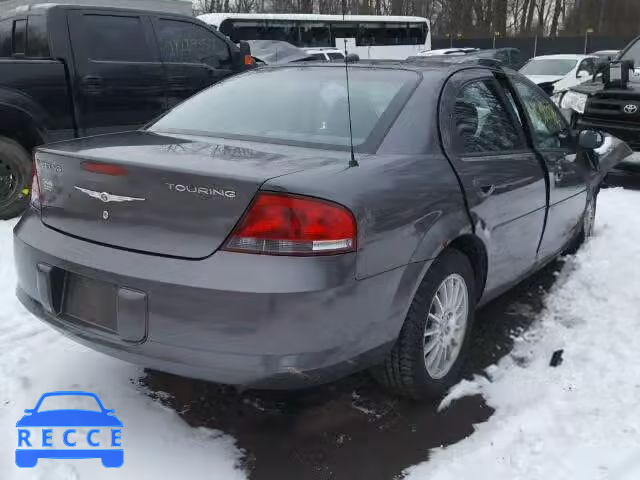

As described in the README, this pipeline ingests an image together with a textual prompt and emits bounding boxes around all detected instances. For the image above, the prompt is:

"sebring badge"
[74,187,145,203]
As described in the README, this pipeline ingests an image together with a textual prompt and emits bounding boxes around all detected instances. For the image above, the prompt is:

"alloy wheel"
[423,273,469,379]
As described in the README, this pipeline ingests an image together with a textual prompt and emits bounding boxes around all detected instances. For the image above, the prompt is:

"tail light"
[30,163,41,210]
[223,192,356,256]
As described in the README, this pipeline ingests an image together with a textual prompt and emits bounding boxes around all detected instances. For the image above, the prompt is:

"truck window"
[26,16,50,58]
[83,15,150,62]
[0,20,10,56]
[13,19,26,55]
[621,39,640,66]
[156,19,230,68]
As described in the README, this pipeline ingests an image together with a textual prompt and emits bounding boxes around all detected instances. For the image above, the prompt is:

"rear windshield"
[520,59,577,76]
[149,67,419,151]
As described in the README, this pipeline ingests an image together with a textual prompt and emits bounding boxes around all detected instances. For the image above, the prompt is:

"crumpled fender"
[592,134,634,182]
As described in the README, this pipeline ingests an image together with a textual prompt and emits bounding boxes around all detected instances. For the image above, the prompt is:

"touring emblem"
[623,104,638,114]
[74,187,145,203]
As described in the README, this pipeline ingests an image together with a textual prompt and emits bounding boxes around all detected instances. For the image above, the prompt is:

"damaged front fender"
[591,134,634,185]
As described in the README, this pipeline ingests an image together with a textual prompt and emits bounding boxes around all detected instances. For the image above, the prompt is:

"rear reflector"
[223,192,356,256]
[81,162,128,176]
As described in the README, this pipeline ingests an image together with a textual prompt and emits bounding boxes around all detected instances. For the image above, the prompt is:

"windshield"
[150,67,418,150]
[620,39,640,65]
[37,395,102,412]
[520,59,578,76]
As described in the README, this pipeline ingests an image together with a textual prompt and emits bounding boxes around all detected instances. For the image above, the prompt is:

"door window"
[453,80,524,155]
[26,16,50,58]
[513,79,567,149]
[577,58,595,76]
[83,15,150,62]
[157,19,230,68]
[13,19,26,55]
[0,20,11,57]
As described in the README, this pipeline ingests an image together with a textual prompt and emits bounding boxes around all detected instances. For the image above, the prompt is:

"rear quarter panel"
[264,153,468,280]
[264,74,470,280]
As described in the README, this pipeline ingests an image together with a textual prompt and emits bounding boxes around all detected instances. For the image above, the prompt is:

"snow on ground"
[407,187,640,480]
[1,188,639,479]
[0,221,245,479]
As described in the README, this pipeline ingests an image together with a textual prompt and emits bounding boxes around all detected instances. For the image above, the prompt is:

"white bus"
[198,13,431,60]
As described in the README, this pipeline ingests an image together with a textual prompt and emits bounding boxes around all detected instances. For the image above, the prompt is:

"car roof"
[0,2,185,20]
[266,59,502,78]
[529,54,595,60]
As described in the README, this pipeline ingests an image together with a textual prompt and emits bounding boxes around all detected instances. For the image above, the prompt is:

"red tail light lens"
[30,163,41,210]
[223,192,357,256]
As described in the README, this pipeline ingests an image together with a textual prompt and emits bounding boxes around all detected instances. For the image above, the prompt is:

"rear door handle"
[168,75,188,90]
[479,184,495,197]
[82,75,103,95]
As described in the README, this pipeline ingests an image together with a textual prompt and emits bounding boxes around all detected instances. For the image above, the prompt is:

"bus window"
[384,23,409,45]
[408,22,427,45]
[223,19,263,43]
[330,22,358,45]
[264,21,299,44]
[299,22,330,48]
[358,22,385,46]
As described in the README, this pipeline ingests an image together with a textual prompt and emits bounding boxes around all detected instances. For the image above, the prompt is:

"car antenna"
[341,1,358,168]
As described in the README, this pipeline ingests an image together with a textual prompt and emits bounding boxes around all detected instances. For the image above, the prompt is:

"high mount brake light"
[81,162,128,176]
[223,192,357,256]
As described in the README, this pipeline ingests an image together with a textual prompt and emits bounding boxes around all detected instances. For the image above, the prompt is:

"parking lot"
[2,2,640,478]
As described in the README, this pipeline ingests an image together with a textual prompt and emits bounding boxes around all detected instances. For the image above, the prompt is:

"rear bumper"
[14,211,423,388]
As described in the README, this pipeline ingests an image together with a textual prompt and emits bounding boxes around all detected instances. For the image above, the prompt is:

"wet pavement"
[142,259,562,480]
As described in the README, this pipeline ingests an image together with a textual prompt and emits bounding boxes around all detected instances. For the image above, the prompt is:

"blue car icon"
[16,391,123,468]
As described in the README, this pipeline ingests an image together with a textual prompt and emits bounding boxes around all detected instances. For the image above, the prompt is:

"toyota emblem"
[623,104,638,114]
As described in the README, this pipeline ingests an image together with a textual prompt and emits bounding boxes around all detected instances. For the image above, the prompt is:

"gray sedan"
[14,61,630,399]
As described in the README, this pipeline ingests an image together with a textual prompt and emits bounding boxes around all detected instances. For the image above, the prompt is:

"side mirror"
[237,41,253,66]
[578,129,605,150]
[345,53,360,63]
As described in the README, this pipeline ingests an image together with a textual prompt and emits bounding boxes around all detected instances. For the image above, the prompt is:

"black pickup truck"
[0,4,251,218]
[556,36,640,181]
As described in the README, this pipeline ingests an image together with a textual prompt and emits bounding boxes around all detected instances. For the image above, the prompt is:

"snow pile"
[407,187,640,480]
[0,222,244,479]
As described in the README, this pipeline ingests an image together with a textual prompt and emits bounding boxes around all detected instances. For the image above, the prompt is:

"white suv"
[305,48,346,62]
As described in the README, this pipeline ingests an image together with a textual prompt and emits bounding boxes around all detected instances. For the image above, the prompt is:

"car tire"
[372,249,476,400]
[0,136,32,220]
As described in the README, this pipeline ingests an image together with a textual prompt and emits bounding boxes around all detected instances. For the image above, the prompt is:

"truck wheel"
[372,249,475,400]
[0,136,32,220]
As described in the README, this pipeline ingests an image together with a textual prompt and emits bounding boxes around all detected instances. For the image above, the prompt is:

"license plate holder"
[63,273,117,331]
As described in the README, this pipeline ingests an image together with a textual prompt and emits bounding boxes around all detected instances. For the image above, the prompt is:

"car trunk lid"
[36,131,338,259]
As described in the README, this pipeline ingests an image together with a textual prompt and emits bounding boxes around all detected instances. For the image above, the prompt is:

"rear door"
[440,69,547,294]
[67,10,167,136]
[511,77,588,259]
[151,16,234,108]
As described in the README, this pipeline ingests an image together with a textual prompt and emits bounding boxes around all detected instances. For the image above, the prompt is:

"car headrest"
[454,101,479,140]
